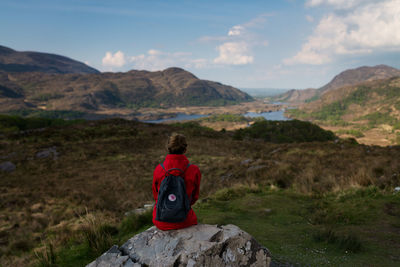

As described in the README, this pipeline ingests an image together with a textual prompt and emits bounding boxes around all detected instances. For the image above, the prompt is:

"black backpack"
[155,163,191,223]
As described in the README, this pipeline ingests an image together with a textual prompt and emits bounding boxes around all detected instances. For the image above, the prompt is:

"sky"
[1,0,400,89]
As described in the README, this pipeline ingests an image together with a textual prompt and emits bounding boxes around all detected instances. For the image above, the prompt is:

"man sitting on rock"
[152,133,202,230]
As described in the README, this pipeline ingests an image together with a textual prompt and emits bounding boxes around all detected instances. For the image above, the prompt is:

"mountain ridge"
[272,64,400,104]
[0,45,99,74]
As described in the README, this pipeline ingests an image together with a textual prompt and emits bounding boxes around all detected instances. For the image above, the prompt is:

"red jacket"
[152,154,201,230]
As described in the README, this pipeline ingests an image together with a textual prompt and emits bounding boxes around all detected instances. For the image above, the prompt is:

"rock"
[87,245,140,267]
[36,147,58,160]
[0,161,16,172]
[143,204,154,210]
[87,224,271,267]
[241,159,253,165]
[247,165,267,173]
[220,172,233,181]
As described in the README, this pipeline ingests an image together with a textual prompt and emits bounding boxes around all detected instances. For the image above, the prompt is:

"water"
[143,113,208,123]
[243,110,291,121]
[143,109,290,124]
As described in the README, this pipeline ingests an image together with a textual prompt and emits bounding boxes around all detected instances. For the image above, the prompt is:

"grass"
[195,185,400,266]
[34,211,153,267]
[335,129,365,138]
[1,117,400,265]
[357,112,399,128]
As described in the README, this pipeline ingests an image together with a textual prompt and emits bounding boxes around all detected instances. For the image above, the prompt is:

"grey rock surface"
[0,161,16,172]
[36,146,59,160]
[87,224,271,267]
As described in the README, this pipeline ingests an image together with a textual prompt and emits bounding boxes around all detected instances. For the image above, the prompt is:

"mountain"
[319,64,400,93]
[272,65,400,104]
[272,88,317,104]
[0,45,99,74]
[0,66,253,113]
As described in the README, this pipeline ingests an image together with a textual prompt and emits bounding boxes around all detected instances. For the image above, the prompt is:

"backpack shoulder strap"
[160,163,191,175]
[160,163,166,171]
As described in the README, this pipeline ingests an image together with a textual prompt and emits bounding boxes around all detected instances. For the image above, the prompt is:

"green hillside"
[287,77,400,144]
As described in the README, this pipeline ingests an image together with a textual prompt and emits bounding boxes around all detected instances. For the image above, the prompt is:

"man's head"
[167,133,187,154]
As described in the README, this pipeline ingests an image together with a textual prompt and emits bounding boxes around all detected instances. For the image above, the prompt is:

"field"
[1,116,400,266]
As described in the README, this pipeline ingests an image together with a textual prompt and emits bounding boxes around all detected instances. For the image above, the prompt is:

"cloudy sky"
[1,0,400,89]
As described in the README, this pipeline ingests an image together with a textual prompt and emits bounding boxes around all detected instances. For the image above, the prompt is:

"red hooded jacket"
[152,154,201,230]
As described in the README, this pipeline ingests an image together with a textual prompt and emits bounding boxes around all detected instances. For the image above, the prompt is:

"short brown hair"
[167,133,187,154]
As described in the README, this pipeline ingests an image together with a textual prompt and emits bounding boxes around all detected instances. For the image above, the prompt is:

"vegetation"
[287,79,400,145]
[199,114,249,123]
[31,93,64,102]
[233,119,336,143]
[196,185,400,266]
[304,93,320,103]
[35,211,152,267]
[1,117,400,266]
[7,110,87,120]
[357,112,399,129]
[0,114,83,133]
[335,129,365,138]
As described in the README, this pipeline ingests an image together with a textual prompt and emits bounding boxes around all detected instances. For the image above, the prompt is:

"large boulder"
[87,224,271,267]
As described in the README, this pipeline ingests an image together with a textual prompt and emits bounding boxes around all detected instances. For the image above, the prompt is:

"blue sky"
[1,0,400,89]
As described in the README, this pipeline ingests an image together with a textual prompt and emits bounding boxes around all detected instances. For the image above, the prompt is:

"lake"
[143,113,208,123]
[244,110,291,121]
[143,109,290,123]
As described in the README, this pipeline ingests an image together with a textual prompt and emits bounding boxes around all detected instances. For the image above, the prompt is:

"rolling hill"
[287,76,400,145]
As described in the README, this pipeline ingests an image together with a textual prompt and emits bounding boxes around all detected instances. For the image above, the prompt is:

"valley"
[1,45,400,266]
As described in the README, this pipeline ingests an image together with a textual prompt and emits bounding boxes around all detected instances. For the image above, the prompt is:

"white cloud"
[102,51,126,67]
[306,0,368,9]
[285,0,400,65]
[228,25,245,36]
[148,49,162,56]
[206,14,271,66]
[195,14,270,66]
[214,42,254,65]
[130,49,207,70]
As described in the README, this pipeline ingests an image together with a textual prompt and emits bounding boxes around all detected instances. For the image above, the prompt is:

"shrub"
[0,114,83,133]
[200,114,249,123]
[313,229,363,253]
[233,120,336,143]
[80,215,115,256]
[34,242,57,267]
[335,129,365,138]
